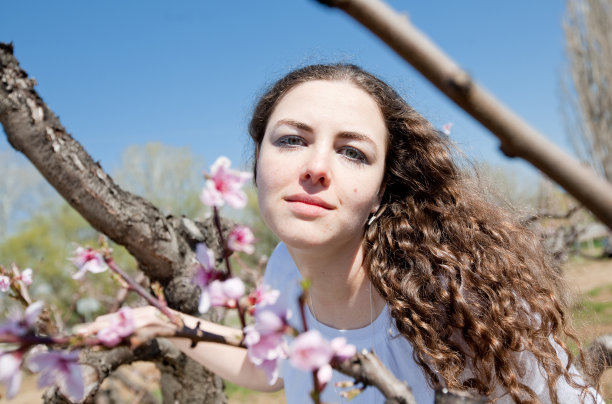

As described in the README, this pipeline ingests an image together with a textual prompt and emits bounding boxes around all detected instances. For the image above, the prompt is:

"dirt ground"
[1,259,611,404]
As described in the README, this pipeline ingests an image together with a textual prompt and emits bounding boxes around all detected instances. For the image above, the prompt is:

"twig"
[522,205,580,225]
[110,272,146,313]
[104,256,181,327]
[213,206,233,277]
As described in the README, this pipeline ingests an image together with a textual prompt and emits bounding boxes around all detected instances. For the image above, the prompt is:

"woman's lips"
[284,194,334,217]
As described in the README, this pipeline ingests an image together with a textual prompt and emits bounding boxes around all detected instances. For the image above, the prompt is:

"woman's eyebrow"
[274,119,313,132]
[273,119,377,148]
[337,131,377,148]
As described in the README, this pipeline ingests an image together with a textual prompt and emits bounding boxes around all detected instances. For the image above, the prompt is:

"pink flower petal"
[61,362,85,402]
[0,351,23,399]
[115,307,135,337]
[289,330,333,371]
[198,290,211,313]
[20,268,33,285]
[0,276,10,292]
[330,337,357,360]
[222,278,245,300]
[200,156,252,209]
[317,363,333,386]
[259,358,280,386]
[97,328,121,347]
[227,226,256,254]
[70,247,108,279]
[24,301,44,328]
[28,350,83,402]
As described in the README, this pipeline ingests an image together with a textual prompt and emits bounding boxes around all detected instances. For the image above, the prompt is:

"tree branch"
[315,0,612,229]
[333,350,418,404]
[0,43,228,402]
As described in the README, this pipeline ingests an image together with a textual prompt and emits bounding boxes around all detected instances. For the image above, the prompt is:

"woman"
[84,64,600,403]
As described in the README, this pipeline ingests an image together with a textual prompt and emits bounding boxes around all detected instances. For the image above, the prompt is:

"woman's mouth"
[284,194,334,217]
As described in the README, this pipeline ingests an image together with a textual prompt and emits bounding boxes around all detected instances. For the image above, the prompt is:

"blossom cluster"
[244,288,291,384]
[243,287,357,391]
[201,156,252,209]
[0,265,33,293]
[194,243,247,313]
[96,307,135,347]
[0,300,84,401]
[0,156,360,403]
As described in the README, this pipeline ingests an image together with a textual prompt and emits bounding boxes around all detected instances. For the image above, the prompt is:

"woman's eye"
[339,147,367,163]
[275,135,305,147]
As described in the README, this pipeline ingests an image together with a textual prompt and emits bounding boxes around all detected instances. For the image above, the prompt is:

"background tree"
[562,0,612,259]
[562,0,612,181]
[0,149,56,239]
[113,142,207,218]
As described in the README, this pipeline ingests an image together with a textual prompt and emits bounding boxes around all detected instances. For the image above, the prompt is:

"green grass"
[225,381,253,398]
[572,299,612,324]
[586,284,612,298]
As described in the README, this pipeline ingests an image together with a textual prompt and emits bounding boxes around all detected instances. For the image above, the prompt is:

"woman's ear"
[371,179,386,213]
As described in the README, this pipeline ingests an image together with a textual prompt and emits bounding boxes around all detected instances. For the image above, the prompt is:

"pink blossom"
[204,278,246,312]
[259,358,282,386]
[200,156,252,209]
[19,268,33,286]
[243,328,287,385]
[71,247,108,279]
[0,301,44,337]
[330,337,357,360]
[0,275,9,292]
[0,351,23,399]
[97,328,122,348]
[442,122,453,135]
[289,330,333,371]
[244,298,291,385]
[195,243,215,273]
[227,225,255,254]
[248,284,280,312]
[96,307,135,347]
[317,363,333,386]
[193,244,222,289]
[28,350,84,403]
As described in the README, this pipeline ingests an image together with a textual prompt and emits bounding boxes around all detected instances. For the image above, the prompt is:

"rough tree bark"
[0,42,227,403]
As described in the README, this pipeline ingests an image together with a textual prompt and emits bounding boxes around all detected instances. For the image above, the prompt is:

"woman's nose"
[300,152,331,187]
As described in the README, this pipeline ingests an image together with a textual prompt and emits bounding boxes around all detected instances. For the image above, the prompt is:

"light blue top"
[263,242,602,404]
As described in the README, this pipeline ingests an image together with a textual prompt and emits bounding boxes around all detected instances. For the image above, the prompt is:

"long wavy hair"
[248,63,597,403]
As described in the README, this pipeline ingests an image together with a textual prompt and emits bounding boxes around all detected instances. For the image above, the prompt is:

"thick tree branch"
[0,43,228,298]
[0,43,228,402]
[315,0,612,229]
[333,350,485,403]
[43,338,178,403]
[333,350,418,404]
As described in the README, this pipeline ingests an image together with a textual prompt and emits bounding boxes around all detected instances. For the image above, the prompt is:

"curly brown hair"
[248,63,597,403]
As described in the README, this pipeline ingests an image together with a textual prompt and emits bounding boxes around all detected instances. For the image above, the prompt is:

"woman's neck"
[286,239,385,329]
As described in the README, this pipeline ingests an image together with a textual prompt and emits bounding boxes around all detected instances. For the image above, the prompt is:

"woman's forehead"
[267,81,386,139]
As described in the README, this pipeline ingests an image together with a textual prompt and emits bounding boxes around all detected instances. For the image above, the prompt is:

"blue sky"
[1,1,569,179]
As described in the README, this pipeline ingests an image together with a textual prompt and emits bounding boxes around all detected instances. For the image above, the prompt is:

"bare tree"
[563,0,612,181]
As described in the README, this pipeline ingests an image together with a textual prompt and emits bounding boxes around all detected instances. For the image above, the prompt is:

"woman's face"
[256,80,387,251]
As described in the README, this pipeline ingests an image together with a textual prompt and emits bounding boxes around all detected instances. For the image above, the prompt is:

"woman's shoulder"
[263,242,299,285]
[262,242,302,308]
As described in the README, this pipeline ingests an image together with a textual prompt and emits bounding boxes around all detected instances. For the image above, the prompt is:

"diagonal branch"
[315,0,612,229]
[0,42,182,284]
[0,42,228,402]
[333,350,418,404]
